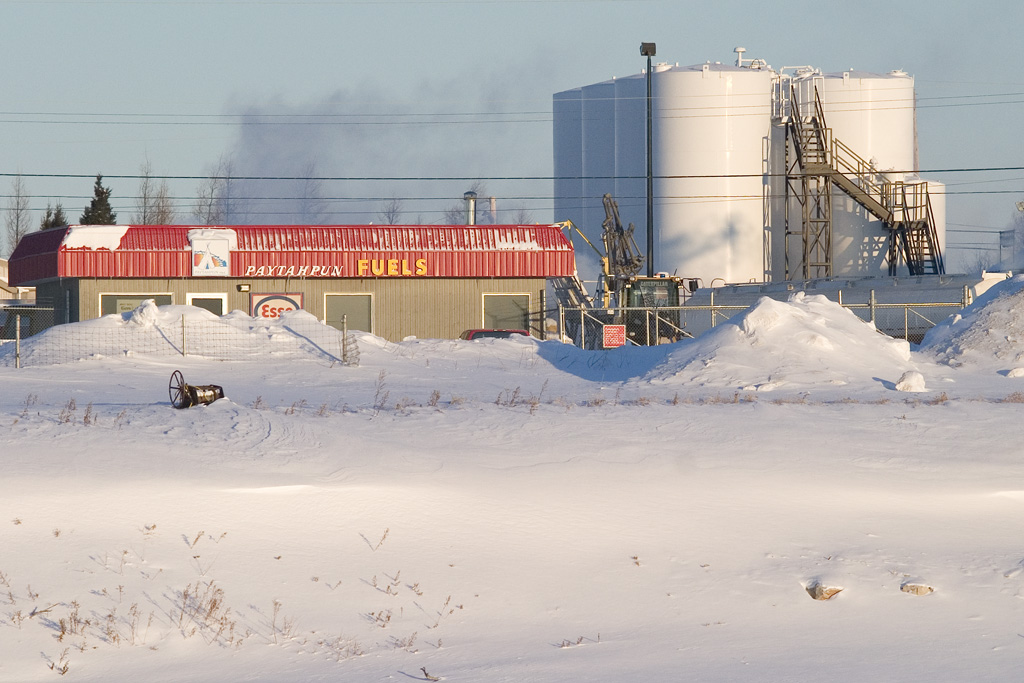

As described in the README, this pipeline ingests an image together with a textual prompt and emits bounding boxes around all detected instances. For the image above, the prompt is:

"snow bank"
[0,303,348,366]
[921,275,1024,370]
[647,293,915,391]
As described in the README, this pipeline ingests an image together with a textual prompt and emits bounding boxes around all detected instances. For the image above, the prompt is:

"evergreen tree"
[40,202,70,230]
[80,174,117,224]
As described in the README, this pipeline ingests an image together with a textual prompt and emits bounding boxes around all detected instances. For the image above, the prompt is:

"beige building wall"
[58,277,547,342]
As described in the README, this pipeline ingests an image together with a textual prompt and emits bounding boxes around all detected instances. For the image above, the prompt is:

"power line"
[0,89,1020,127]
[3,167,1024,181]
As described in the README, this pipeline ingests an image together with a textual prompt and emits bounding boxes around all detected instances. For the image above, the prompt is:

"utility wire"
[3,167,1024,181]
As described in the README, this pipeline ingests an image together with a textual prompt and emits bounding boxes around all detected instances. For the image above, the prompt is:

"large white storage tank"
[579,80,617,280]
[552,88,583,236]
[652,63,774,285]
[612,72,647,249]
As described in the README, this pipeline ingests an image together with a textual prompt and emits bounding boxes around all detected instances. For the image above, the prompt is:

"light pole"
[640,42,656,277]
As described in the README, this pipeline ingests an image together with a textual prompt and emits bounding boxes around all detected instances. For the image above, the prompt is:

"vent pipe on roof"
[489,196,497,224]
[464,191,477,225]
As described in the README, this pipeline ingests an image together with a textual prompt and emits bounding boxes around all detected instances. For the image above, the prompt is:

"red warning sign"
[603,324,626,349]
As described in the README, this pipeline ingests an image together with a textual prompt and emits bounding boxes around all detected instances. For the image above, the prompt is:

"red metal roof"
[9,224,577,284]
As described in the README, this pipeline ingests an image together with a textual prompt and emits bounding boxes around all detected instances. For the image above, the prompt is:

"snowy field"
[2,278,1024,682]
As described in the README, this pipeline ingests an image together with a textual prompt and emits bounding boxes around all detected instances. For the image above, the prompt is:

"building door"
[186,293,227,316]
[483,293,530,330]
[325,293,372,333]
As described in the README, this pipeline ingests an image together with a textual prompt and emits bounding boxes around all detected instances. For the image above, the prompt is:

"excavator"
[554,194,693,345]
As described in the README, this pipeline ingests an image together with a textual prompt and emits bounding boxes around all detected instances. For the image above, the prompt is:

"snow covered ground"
[2,279,1024,682]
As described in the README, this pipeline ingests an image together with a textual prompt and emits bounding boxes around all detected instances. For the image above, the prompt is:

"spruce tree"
[80,174,117,224]
[40,202,70,230]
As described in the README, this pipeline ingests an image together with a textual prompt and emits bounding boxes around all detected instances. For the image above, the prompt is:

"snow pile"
[646,292,915,392]
[921,275,1024,371]
[0,301,348,366]
[894,370,927,392]
[124,298,175,327]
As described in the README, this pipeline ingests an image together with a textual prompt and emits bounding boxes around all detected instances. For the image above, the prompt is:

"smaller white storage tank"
[813,70,917,174]
[785,69,938,278]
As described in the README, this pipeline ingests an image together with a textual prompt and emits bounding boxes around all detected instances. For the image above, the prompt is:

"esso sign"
[252,294,303,319]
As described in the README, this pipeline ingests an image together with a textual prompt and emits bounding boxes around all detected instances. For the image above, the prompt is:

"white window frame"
[186,292,228,315]
[481,292,531,330]
[324,292,374,334]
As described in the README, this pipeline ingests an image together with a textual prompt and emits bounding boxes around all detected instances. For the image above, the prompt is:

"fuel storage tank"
[612,72,648,250]
[651,62,774,285]
[552,87,583,242]
[555,54,944,287]
[783,69,941,277]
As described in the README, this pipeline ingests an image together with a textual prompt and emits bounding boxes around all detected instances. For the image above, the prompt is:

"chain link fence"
[0,307,360,368]
[1,305,57,341]
[557,298,965,349]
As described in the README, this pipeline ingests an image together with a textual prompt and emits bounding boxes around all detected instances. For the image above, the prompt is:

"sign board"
[251,293,303,319]
[602,324,626,349]
[191,234,231,276]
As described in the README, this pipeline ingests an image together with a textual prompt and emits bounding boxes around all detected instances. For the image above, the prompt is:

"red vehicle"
[459,329,530,340]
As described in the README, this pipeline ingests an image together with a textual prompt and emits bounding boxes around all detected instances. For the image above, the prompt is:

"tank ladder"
[786,86,944,277]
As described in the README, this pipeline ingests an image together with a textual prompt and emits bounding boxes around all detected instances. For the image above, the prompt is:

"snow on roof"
[62,224,131,250]
[187,227,239,251]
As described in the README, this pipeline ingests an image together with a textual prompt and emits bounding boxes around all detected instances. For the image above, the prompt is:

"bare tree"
[376,196,403,225]
[956,249,999,275]
[509,207,535,224]
[193,173,222,225]
[192,155,236,225]
[295,161,326,224]
[132,159,176,224]
[4,175,31,257]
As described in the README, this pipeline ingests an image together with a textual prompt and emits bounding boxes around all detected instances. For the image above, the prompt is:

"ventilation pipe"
[464,191,477,225]
[489,196,497,223]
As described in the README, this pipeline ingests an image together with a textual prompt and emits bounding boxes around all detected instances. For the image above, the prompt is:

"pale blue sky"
[2,0,1022,269]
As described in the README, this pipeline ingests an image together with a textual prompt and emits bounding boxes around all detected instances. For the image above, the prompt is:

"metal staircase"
[786,86,944,277]
[549,274,592,310]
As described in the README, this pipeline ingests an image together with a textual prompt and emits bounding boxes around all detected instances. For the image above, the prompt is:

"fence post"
[342,314,348,364]
[15,315,21,370]
[558,304,564,343]
[710,289,716,328]
[181,314,187,356]
[869,290,876,325]
[580,306,585,349]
